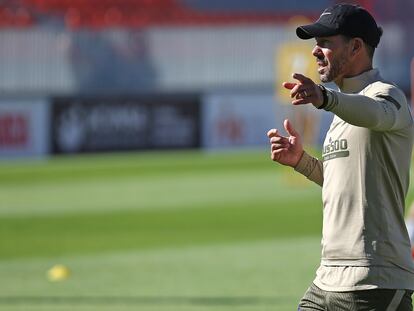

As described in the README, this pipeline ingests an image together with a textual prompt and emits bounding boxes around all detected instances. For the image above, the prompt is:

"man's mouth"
[317,61,328,73]
[317,60,327,67]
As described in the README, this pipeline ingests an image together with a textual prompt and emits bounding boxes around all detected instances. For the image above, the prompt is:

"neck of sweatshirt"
[339,68,382,94]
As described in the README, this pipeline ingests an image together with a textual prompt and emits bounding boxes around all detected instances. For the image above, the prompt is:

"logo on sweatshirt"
[322,137,349,161]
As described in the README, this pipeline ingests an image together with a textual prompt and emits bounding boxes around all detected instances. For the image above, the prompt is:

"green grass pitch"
[0,150,412,311]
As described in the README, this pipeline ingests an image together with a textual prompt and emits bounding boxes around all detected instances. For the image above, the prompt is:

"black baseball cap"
[296,4,382,48]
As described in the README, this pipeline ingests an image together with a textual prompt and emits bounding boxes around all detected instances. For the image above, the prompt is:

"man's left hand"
[283,73,324,108]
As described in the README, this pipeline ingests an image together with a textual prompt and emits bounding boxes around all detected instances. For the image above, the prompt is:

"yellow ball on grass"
[46,264,71,282]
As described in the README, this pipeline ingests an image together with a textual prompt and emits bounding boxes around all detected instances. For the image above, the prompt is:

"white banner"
[202,91,331,150]
[0,99,50,158]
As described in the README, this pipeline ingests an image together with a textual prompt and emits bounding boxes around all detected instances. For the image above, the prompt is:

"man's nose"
[312,45,322,57]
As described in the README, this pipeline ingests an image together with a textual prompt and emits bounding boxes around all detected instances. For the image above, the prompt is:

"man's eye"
[319,41,329,47]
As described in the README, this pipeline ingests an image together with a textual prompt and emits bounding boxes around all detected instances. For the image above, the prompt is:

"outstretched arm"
[283,73,412,131]
[321,87,412,131]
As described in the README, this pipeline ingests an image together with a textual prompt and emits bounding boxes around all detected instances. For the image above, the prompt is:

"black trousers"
[298,283,413,311]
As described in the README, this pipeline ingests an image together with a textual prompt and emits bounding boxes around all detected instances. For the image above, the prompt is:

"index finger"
[282,82,297,90]
[292,73,312,84]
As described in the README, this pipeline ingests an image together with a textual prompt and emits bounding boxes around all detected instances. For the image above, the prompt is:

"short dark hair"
[365,43,375,59]
[342,26,382,59]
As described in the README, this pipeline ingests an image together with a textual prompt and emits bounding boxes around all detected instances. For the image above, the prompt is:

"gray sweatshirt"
[295,68,414,291]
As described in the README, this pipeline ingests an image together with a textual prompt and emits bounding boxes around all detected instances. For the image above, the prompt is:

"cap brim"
[296,23,338,39]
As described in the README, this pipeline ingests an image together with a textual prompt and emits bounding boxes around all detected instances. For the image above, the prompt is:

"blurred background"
[0,0,413,310]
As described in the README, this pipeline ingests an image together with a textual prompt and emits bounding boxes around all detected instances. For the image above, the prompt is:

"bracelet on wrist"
[317,84,328,110]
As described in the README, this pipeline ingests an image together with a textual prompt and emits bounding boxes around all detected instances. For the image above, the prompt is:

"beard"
[319,50,349,83]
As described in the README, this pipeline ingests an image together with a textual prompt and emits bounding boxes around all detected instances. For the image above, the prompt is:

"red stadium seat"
[8,0,295,28]
[0,6,34,28]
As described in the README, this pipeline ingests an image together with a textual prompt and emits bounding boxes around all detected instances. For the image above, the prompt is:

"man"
[267,4,414,310]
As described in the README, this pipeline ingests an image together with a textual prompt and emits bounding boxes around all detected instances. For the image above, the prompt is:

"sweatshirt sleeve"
[321,82,413,131]
[294,151,323,187]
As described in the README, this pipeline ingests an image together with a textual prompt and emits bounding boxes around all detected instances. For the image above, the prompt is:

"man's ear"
[351,38,364,55]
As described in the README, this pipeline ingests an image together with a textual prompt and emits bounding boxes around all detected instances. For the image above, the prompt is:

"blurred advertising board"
[0,99,50,158]
[202,92,332,150]
[51,96,200,154]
